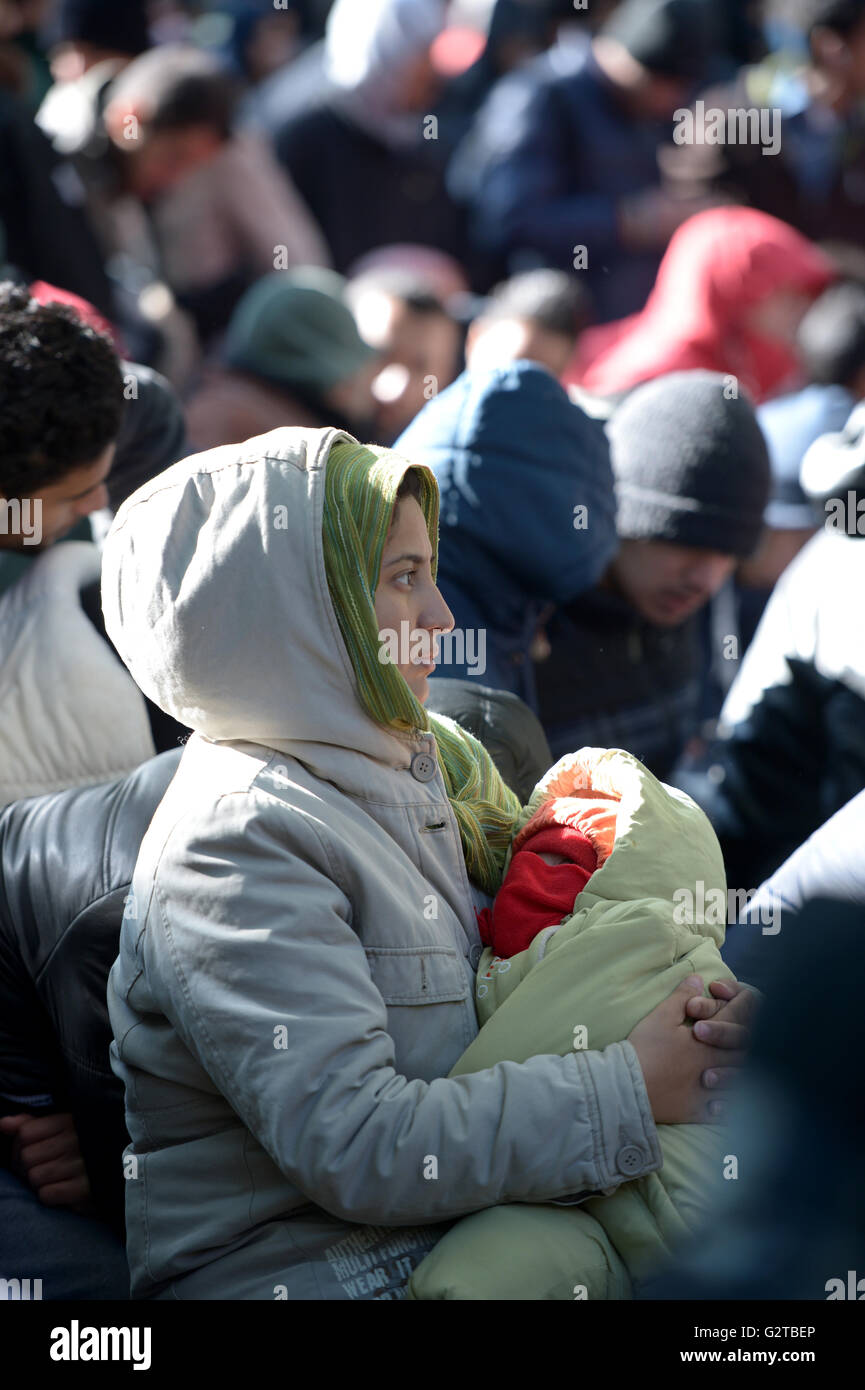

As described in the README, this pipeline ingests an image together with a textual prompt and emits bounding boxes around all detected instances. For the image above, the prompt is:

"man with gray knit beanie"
[536,370,771,779]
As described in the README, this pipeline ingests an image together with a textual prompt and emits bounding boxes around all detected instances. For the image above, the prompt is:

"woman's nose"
[427,585,455,634]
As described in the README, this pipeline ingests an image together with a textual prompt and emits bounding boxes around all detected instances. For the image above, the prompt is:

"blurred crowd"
[2,0,865,1304]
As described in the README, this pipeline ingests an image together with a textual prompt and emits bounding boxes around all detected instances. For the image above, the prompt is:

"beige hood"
[101,427,429,776]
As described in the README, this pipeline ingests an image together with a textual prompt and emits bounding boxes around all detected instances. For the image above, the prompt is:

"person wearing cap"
[535,370,772,781]
[184,268,380,451]
[453,0,721,322]
[678,395,865,889]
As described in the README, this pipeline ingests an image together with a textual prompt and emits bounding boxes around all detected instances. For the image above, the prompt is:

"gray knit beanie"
[608,370,771,557]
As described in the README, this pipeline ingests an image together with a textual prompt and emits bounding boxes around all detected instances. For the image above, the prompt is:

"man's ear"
[104,99,149,149]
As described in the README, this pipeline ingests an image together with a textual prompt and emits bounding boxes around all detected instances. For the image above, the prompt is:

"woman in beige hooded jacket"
[102,426,751,1300]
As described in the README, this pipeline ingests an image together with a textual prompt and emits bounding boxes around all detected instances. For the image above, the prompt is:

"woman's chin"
[403,665,435,703]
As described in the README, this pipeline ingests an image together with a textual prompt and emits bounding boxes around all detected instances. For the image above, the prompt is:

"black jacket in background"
[536,587,702,782]
[275,104,470,277]
[673,530,865,887]
[0,750,182,1233]
[0,88,114,319]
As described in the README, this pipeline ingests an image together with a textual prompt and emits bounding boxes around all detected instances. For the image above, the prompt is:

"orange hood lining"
[512,756,622,868]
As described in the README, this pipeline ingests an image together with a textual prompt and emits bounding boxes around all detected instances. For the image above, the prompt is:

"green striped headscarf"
[322,437,521,896]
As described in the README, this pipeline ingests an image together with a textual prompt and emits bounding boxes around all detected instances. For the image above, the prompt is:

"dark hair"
[107,45,238,140]
[395,468,424,505]
[798,281,865,387]
[794,0,865,37]
[483,269,589,339]
[346,270,451,321]
[0,283,125,498]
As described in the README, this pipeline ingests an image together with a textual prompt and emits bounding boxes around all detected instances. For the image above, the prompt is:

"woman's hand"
[0,1111,93,1210]
[627,975,758,1125]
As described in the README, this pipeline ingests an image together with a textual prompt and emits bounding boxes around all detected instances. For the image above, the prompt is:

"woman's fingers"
[707,979,740,1000]
[702,1066,741,1090]
[693,1017,751,1050]
[685,994,726,1021]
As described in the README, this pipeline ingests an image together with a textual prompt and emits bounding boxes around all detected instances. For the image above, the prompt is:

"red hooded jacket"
[567,207,836,404]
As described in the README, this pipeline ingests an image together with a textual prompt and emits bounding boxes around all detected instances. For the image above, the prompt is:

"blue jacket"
[395,362,618,708]
[449,39,671,321]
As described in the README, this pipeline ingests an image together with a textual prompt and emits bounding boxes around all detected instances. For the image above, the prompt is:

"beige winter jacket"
[102,426,661,1300]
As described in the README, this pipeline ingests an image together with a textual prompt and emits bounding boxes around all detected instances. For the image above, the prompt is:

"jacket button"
[616,1145,644,1176]
[469,942,483,969]
[410,752,437,782]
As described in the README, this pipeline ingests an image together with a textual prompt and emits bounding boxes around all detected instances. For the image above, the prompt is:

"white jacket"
[0,541,155,810]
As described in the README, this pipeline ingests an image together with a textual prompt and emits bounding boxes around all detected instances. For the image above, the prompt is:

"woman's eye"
[395,569,417,588]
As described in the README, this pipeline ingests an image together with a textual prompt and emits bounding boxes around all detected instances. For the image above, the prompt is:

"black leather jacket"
[0,750,181,1231]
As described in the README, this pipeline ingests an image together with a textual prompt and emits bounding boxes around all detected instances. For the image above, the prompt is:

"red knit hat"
[476,823,597,959]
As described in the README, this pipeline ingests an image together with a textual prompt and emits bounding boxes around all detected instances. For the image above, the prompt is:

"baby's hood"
[101,427,423,772]
[514,747,727,945]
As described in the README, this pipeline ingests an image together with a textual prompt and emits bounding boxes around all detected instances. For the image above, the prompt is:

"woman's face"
[373,496,454,705]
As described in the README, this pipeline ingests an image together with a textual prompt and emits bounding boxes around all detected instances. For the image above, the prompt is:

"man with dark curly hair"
[0,282,162,814]
[0,282,124,554]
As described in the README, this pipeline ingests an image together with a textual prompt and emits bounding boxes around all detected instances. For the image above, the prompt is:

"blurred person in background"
[346,268,462,444]
[663,0,865,254]
[642,895,865,1301]
[394,360,620,709]
[37,0,150,156]
[272,0,472,277]
[569,207,836,403]
[41,41,329,381]
[0,0,54,107]
[463,268,589,377]
[450,0,721,322]
[738,279,865,642]
[185,268,379,451]
[535,371,772,779]
[0,285,168,810]
[0,40,116,319]
[202,0,314,87]
[674,398,865,888]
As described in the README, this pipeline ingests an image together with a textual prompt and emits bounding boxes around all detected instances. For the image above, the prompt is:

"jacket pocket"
[364,946,469,1005]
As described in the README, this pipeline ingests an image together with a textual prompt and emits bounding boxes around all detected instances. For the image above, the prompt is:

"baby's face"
[535,851,569,866]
